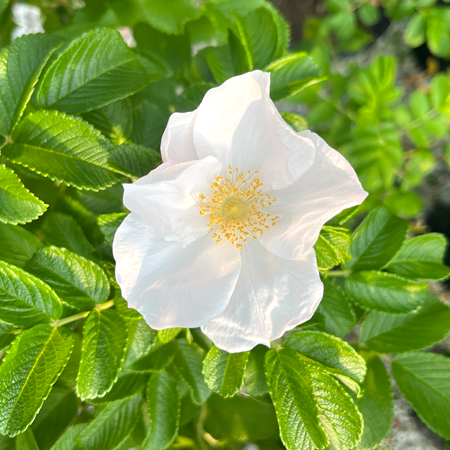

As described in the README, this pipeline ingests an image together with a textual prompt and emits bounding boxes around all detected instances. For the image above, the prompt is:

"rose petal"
[113,213,241,329]
[193,70,315,190]
[201,241,323,353]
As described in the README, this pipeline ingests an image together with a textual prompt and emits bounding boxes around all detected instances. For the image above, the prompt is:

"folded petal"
[193,71,315,190]
[201,242,323,353]
[113,213,241,329]
[260,130,368,260]
[161,110,198,163]
[123,156,222,246]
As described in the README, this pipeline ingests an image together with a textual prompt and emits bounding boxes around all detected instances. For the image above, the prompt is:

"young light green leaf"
[345,271,428,314]
[265,348,329,450]
[384,233,450,281]
[142,371,180,450]
[82,98,133,145]
[244,345,268,397]
[0,261,62,327]
[2,111,121,191]
[0,223,41,268]
[280,112,308,132]
[41,212,94,260]
[317,279,358,337]
[393,352,450,440]
[52,424,88,450]
[267,53,324,101]
[73,395,142,450]
[174,338,211,405]
[77,309,128,400]
[404,12,426,48]
[283,331,366,384]
[202,345,249,397]
[108,143,161,178]
[25,246,110,311]
[0,33,61,136]
[360,294,450,353]
[357,352,394,449]
[344,205,408,271]
[37,28,151,114]
[0,165,47,225]
[0,324,73,437]
[157,328,182,344]
[31,386,78,450]
[315,226,351,270]
[430,73,450,108]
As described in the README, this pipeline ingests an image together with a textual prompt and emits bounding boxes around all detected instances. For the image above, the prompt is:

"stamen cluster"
[199,166,279,249]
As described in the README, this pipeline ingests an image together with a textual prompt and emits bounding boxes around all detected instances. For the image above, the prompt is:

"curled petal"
[113,213,241,329]
[193,71,315,190]
[201,241,323,353]
[260,130,368,260]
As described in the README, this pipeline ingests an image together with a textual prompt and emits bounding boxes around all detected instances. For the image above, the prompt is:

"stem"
[196,404,210,450]
[378,353,393,364]
[327,270,351,277]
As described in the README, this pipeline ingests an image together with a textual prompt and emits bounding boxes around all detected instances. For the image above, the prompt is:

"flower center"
[199,166,279,250]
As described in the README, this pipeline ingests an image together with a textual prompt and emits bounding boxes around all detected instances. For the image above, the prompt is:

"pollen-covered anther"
[199,167,278,249]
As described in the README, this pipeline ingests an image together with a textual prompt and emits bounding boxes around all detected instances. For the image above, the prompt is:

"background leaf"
[108,143,161,178]
[0,223,41,268]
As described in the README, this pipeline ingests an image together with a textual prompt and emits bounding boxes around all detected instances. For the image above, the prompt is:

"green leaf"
[2,111,121,191]
[0,165,47,225]
[37,28,151,114]
[108,143,161,178]
[77,309,128,400]
[0,324,73,437]
[31,386,78,450]
[26,246,110,311]
[0,320,15,350]
[267,52,324,101]
[94,372,147,403]
[0,33,61,136]
[283,331,366,384]
[82,98,133,145]
[315,225,351,270]
[97,212,127,256]
[15,428,39,450]
[0,0,9,15]
[357,352,394,449]
[280,112,308,132]
[244,345,268,397]
[345,271,428,314]
[317,279,357,337]
[174,338,211,405]
[359,294,450,353]
[73,395,142,450]
[122,319,157,369]
[52,424,88,450]
[0,261,62,327]
[157,327,182,344]
[131,101,168,150]
[430,73,450,107]
[0,223,41,268]
[393,352,450,440]
[384,233,450,281]
[130,341,177,373]
[143,371,180,450]
[404,12,426,47]
[358,3,380,26]
[202,345,249,398]
[265,348,329,450]
[41,212,94,260]
[427,15,450,57]
[344,206,409,271]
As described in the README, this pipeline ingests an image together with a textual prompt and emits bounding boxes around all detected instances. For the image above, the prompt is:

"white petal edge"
[193,70,315,190]
[113,213,241,329]
[161,110,199,164]
[260,130,368,260]
[123,156,222,246]
[201,241,323,353]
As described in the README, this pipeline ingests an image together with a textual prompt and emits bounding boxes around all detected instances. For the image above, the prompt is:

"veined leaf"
[122,319,157,369]
[37,28,151,114]
[360,294,450,353]
[244,345,268,397]
[357,352,394,449]
[130,341,177,373]
[385,233,450,281]
[283,331,366,384]
[2,110,121,191]
[143,371,180,450]
[157,328,182,344]
[0,165,47,225]
[345,271,427,314]
[108,143,161,178]
[202,345,249,397]
[0,223,41,268]
[73,395,142,450]
[393,352,450,440]
[0,324,73,437]
[0,320,15,350]
[344,206,409,271]
[77,309,128,400]
[0,33,61,136]
[174,339,211,405]
[0,261,62,327]
[26,246,110,311]
[267,52,324,101]
[94,372,147,403]
[315,226,351,270]
[265,348,329,450]
[52,423,88,450]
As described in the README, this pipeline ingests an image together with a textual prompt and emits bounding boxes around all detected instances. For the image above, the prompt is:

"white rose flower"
[113,71,367,353]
